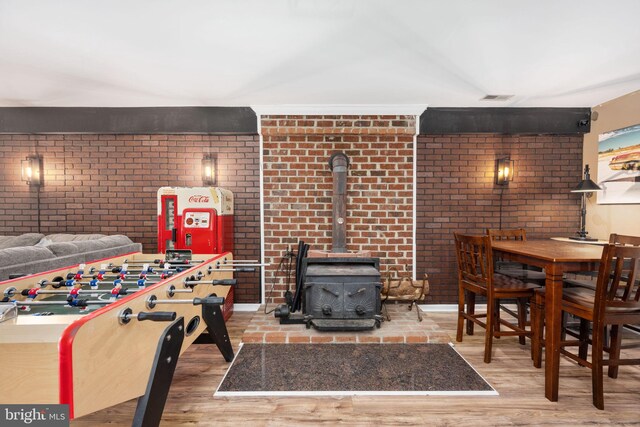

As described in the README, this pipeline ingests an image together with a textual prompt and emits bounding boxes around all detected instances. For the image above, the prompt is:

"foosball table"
[0,250,251,424]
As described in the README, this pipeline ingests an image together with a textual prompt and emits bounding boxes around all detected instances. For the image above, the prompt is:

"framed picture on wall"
[597,123,640,204]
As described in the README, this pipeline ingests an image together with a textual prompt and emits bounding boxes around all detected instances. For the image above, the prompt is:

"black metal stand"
[196,298,234,362]
[132,317,185,427]
[569,193,598,241]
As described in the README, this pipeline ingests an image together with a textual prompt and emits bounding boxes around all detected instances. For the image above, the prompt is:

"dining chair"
[487,228,546,344]
[532,242,640,409]
[532,233,640,368]
[454,233,539,363]
[486,228,547,284]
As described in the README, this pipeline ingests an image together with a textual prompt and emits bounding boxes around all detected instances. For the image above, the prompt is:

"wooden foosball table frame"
[0,251,235,421]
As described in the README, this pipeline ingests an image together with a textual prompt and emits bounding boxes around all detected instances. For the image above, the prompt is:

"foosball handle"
[234,267,255,272]
[193,296,225,306]
[212,279,237,286]
[138,311,177,322]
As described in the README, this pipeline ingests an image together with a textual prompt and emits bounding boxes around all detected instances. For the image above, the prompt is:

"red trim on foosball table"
[58,252,231,420]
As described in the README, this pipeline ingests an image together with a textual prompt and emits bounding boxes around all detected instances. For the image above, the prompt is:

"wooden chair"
[532,233,640,369]
[532,241,640,409]
[454,233,539,363]
[486,228,546,284]
[487,228,545,344]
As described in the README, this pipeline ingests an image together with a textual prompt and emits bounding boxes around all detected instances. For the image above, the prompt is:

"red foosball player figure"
[27,287,39,301]
[74,263,86,280]
[21,287,40,312]
[110,283,122,301]
[68,283,83,300]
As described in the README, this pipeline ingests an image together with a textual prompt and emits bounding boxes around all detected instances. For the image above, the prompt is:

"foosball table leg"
[200,299,234,362]
[132,317,185,427]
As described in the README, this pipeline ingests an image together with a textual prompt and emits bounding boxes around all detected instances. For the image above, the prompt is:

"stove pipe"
[328,152,350,253]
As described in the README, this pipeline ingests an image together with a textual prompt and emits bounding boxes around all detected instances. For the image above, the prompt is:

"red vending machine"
[157,187,234,254]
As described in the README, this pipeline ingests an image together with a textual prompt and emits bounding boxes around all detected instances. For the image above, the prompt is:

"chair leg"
[531,293,544,368]
[607,325,622,379]
[517,297,527,345]
[579,318,590,362]
[494,300,501,339]
[466,291,476,336]
[456,288,466,342]
[591,320,605,410]
[484,297,494,363]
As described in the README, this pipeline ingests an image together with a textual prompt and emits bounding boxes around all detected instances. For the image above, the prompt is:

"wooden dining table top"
[491,239,604,263]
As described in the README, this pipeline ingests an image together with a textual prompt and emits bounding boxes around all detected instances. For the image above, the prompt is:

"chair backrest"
[454,233,494,291]
[609,233,640,247]
[486,228,527,241]
[594,244,640,317]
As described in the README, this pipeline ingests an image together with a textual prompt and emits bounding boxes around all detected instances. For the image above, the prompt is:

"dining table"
[490,239,604,402]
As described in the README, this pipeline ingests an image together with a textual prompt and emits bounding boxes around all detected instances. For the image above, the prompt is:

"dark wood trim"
[419,107,592,135]
[0,107,257,134]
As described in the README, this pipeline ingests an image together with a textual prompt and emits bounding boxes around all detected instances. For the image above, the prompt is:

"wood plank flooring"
[72,311,640,426]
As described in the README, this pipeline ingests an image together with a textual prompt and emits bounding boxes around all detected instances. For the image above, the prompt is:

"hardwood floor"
[73,311,640,426]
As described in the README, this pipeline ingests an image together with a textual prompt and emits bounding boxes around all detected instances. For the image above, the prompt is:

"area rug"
[216,343,497,396]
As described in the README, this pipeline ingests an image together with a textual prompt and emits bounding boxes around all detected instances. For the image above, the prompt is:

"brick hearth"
[242,304,450,344]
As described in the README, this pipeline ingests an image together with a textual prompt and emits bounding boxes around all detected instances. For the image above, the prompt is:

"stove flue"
[302,152,382,331]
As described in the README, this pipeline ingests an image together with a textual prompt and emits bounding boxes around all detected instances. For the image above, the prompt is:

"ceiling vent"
[480,94,514,101]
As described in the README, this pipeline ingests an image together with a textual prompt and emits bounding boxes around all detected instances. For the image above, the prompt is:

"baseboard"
[234,303,261,312]
[237,303,513,313]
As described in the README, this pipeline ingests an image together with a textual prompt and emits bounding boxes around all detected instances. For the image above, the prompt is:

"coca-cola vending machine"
[157,187,234,254]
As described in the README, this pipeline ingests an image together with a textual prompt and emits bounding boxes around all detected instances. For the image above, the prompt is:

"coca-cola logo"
[189,195,210,203]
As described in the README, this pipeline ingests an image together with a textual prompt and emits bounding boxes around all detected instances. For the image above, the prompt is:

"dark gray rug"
[216,343,496,396]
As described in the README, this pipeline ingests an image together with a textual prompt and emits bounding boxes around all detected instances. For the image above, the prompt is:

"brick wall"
[0,134,261,303]
[262,115,416,305]
[416,134,583,303]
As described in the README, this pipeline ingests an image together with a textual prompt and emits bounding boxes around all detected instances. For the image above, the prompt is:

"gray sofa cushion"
[45,233,106,242]
[0,233,142,281]
[46,242,80,257]
[0,246,55,265]
[0,233,46,249]
[71,240,109,252]
[98,235,134,247]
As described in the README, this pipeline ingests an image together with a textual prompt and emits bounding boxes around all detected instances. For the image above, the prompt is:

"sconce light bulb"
[204,166,212,177]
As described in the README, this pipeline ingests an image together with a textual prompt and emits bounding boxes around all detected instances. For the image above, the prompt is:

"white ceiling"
[1,0,640,109]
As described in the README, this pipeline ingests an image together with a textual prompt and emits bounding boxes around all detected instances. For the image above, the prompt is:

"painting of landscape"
[597,124,640,204]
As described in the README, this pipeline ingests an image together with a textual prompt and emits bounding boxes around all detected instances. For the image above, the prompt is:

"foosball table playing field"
[0,250,251,425]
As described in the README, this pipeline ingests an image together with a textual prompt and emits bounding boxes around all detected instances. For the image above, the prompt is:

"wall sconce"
[569,164,602,241]
[495,157,514,185]
[21,155,44,187]
[202,154,217,186]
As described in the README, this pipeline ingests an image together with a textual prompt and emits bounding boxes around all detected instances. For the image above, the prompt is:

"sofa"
[0,233,142,281]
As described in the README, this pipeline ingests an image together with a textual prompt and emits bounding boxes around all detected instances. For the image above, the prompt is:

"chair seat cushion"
[562,287,640,313]
[493,273,540,291]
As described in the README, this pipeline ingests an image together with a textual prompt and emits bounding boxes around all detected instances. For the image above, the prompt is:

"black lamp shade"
[571,165,602,193]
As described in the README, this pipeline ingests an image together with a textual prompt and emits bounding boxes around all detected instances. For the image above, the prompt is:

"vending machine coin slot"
[186,233,192,247]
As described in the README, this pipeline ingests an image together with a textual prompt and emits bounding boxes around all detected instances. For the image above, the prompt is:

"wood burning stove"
[300,152,383,331]
[302,257,382,330]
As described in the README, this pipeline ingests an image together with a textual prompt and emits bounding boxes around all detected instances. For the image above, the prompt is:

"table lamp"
[570,164,602,241]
